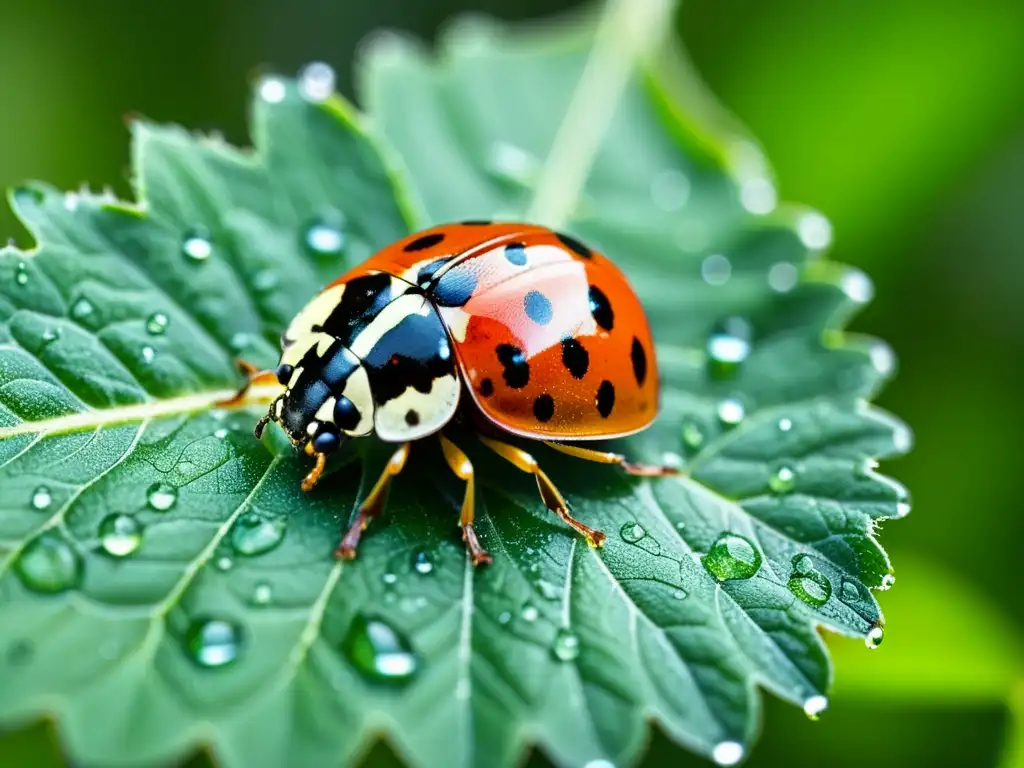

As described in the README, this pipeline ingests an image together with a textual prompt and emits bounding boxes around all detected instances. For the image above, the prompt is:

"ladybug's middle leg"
[334,443,410,560]
[439,435,492,567]
[542,441,679,477]
[478,436,607,549]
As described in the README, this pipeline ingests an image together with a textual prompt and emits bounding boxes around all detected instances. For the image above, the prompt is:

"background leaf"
[0,5,909,767]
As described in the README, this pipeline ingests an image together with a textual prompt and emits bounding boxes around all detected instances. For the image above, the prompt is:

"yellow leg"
[301,443,328,492]
[334,443,410,560]
[542,441,679,477]
[439,435,492,566]
[478,436,607,548]
[216,359,280,407]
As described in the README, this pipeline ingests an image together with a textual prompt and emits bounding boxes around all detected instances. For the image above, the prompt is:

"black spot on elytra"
[317,272,393,346]
[496,344,530,389]
[533,394,555,422]
[431,265,477,307]
[588,285,614,331]
[479,378,494,397]
[504,242,528,266]
[596,380,615,418]
[561,338,589,379]
[333,396,361,431]
[523,290,552,325]
[403,232,446,252]
[631,337,647,386]
[416,257,450,286]
[362,307,456,404]
[405,410,420,427]
[557,232,593,259]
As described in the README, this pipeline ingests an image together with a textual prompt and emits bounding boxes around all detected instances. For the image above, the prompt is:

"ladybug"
[228,222,675,565]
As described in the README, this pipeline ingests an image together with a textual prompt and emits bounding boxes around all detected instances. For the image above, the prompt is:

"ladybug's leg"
[439,435,492,567]
[334,443,410,560]
[478,436,607,549]
[542,441,679,477]
[216,360,280,407]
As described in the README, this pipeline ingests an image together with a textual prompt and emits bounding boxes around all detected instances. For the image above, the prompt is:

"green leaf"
[0,4,910,768]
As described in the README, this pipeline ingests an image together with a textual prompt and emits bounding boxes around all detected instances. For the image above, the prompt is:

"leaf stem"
[526,0,676,228]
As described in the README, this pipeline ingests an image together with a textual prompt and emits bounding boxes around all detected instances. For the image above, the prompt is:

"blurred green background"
[1,0,1022,766]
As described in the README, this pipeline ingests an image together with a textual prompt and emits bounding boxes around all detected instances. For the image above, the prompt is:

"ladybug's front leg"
[334,443,410,560]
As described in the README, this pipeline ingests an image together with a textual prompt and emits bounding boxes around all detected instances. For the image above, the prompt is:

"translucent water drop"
[768,261,798,293]
[141,346,155,364]
[650,169,690,212]
[535,579,560,601]
[716,398,745,426]
[497,611,512,625]
[879,573,896,590]
[229,332,250,352]
[71,297,94,320]
[182,229,213,261]
[488,141,538,186]
[803,694,828,720]
[259,77,286,103]
[15,535,82,594]
[701,253,731,286]
[583,760,615,768]
[841,269,874,303]
[412,551,433,575]
[712,740,745,766]
[304,217,345,257]
[15,263,28,285]
[343,614,418,685]
[214,428,229,439]
[299,62,335,102]
[253,270,279,292]
[892,425,913,453]
[99,514,143,557]
[215,556,234,572]
[252,582,273,605]
[672,589,687,600]
[840,579,861,603]
[185,618,243,668]
[870,342,895,376]
[230,514,286,557]
[797,212,833,250]
[41,328,60,343]
[147,482,177,511]
[146,312,169,335]
[740,177,776,214]
[865,624,884,649]
[382,572,398,585]
[661,451,684,470]
[620,522,647,543]
[31,486,52,511]
[64,191,79,211]
[682,419,704,449]
[788,571,831,608]
[702,533,761,581]
[521,604,539,622]
[769,464,796,494]
[707,317,752,376]
[778,417,793,432]
[552,628,580,661]
[791,553,816,574]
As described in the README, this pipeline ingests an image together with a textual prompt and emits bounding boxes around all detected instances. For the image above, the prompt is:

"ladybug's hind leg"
[439,435,492,567]
[478,436,607,549]
[216,360,281,407]
[335,443,410,560]
[542,441,679,477]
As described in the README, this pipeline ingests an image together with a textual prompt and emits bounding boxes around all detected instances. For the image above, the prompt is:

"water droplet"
[893,425,913,453]
[141,346,155,364]
[215,555,234,572]
[497,611,512,625]
[15,535,82,594]
[252,582,273,605]
[879,573,895,591]
[299,61,335,102]
[253,270,279,292]
[15,262,28,285]
[182,229,213,261]
[769,464,796,494]
[41,328,60,343]
[661,451,684,470]
[31,486,52,511]
[803,694,828,720]
[521,604,539,622]
[791,553,815,574]
[778,417,793,432]
[487,141,539,186]
[229,332,250,352]
[865,624,884,649]
[382,572,398,585]
[343,614,418,685]
[740,176,777,214]
[841,269,874,303]
[869,342,895,376]
[71,297,94,320]
[185,618,243,668]
[712,740,745,766]
[672,589,687,600]
[214,428,229,439]
[716,398,745,426]
[583,761,615,768]
[64,192,79,211]
[840,579,861,603]
[147,482,177,511]
[535,579,561,601]
[259,77,287,103]
[99,514,143,557]
[650,169,690,211]
[707,317,752,376]
[411,551,433,575]
[620,522,647,543]
[768,261,798,293]
[788,570,831,608]
[146,312,169,335]
[304,218,346,257]
[701,253,731,286]
[230,514,286,557]
[682,419,705,449]
[797,212,833,250]
[702,533,761,581]
[552,628,580,661]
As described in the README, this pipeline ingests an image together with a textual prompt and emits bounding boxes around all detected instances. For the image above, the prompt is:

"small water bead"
[879,573,896,590]
[41,327,60,343]
[305,218,345,257]
[31,486,53,511]
[71,297,94,320]
[253,270,279,292]
[147,482,178,511]
[768,261,799,293]
[230,514,286,557]
[488,141,539,185]
[15,263,28,285]
[215,556,234,572]
[712,740,745,767]
[661,451,684,470]
[214,428,229,439]
[672,589,687,600]
[620,522,647,544]
[583,761,615,768]
[778,417,793,432]
[703,533,762,581]
[497,611,512,625]
[230,332,250,352]
[252,582,273,605]
[897,499,912,519]
[682,419,705,449]
[797,212,833,250]
[841,268,874,303]
[185,618,243,668]
[840,579,861,603]
[865,624,884,649]
[552,628,581,661]
[64,191,79,211]
[382,572,398,585]
[182,229,213,262]
[412,551,433,575]
[146,312,169,335]
[343,614,418,685]
[15,535,83,594]
[650,169,690,212]
[701,253,731,286]
[791,553,815,574]
[299,61,336,103]
[716,398,745,426]
[870,342,895,376]
[788,570,831,608]
[521,604,539,622]
[259,77,287,103]
[769,464,796,494]
[803,694,829,720]
[99,514,143,557]
[892,425,913,453]
[740,177,777,215]
[707,317,752,377]
[141,346,155,365]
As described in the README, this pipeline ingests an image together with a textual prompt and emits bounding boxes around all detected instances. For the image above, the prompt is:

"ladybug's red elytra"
[227,221,676,565]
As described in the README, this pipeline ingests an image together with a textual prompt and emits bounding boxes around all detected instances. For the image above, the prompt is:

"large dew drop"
[769,464,796,494]
[230,514,286,557]
[185,618,244,668]
[702,533,761,581]
[147,482,178,511]
[31,486,53,511]
[146,313,169,335]
[619,522,647,544]
[706,317,752,378]
[304,217,345,258]
[15,535,83,594]
[865,624,884,650]
[182,228,213,262]
[788,570,831,608]
[99,514,143,558]
[712,740,745,766]
[551,628,581,662]
[343,614,418,685]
